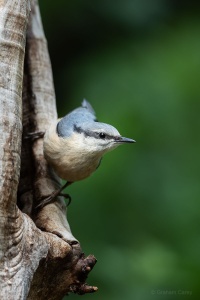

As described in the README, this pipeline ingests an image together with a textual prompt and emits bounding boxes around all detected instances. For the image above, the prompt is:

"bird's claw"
[24,131,45,141]
[36,191,72,209]
[59,193,72,206]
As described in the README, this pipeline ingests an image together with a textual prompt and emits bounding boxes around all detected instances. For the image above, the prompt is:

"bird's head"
[56,100,135,158]
[71,121,135,155]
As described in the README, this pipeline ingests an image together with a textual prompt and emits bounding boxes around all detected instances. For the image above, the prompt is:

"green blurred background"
[40,1,200,299]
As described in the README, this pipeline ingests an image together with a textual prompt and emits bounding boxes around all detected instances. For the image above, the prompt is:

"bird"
[40,100,135,207]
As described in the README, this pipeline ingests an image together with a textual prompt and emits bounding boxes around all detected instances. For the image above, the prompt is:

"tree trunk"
[0,0,97,299]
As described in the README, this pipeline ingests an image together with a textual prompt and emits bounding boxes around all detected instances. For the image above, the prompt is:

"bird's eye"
[99,132,106,139]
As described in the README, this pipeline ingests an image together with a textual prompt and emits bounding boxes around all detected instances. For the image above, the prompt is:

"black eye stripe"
[74,124,83,134]
[74,125,116,140]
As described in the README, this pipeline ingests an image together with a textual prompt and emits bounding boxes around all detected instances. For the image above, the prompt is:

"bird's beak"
[116,136,136,143]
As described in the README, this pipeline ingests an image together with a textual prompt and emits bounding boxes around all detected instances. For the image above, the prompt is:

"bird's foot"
[36,192,71,209]
[23,131,45,141]
[36,182,73,209]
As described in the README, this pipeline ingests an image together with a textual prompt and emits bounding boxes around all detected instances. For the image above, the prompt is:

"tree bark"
[0,1,97,299]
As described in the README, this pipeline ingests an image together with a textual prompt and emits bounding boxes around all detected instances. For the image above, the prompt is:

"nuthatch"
[41,100,135,206]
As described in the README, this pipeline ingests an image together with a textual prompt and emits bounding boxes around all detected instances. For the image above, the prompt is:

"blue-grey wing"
[57,100,97,137]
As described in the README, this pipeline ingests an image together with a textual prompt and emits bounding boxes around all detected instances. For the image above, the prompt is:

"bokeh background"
[40,1,200,299]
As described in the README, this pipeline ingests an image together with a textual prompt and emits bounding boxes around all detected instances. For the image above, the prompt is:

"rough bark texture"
[0,0,97,299]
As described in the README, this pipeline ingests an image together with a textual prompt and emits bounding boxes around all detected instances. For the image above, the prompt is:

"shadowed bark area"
[0,0,97,299]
